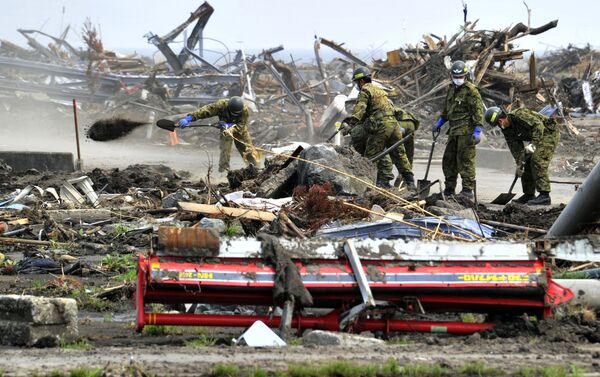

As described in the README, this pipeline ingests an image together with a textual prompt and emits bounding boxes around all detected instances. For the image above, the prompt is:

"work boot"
[376,179,393,190]
[458,188,474,200]
[402,173,417,192]
[512,193,536,204]
[443,187,455,197]
[528,192,551,205]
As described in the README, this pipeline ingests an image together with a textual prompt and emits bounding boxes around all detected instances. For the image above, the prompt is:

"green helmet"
[484,106,504,126]
[450,60,469,78]
[228,96,244,116]
[352,67,371,81]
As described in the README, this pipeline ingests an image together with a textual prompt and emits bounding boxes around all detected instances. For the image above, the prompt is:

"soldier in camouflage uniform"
[343,67,415,190]
[393,106,420,165]
[433,61,484,199]
[484,106,560,205]
[178,96,259,172]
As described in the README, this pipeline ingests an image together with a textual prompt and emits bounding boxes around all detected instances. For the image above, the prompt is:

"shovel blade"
[156,119,176,132]
[417,179,431,200]
[490,193,516,205]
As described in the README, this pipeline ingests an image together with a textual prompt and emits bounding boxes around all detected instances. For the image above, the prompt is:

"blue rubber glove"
[178,115,193,127]
[433,117,445,132]
[218,121,234,130]
[471,126,482,145]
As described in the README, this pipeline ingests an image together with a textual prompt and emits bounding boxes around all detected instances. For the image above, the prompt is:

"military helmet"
[352,67,371,81]
[228,96,244,116]
[450,60,469,78]
[484,106,505,126]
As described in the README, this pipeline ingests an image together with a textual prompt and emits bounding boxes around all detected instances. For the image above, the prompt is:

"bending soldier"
[343,67,415,190]
[178,96,259,172]
[484,106,560,205]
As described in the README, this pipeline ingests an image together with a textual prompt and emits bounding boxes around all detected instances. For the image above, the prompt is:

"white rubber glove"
[524,143,536,155]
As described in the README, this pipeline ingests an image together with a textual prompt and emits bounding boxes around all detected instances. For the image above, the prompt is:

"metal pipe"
[142,312,494,335]
[547,160,600,237]
[72,99,81,162]
[554,279,600,308]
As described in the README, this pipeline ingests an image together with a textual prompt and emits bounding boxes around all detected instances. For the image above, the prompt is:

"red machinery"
[136,228,573,335]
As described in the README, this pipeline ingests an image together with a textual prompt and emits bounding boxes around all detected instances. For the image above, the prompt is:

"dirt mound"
[89,164,190,193]
[87,118,147,141]
[480,202,565,230]
[484,312,600,343]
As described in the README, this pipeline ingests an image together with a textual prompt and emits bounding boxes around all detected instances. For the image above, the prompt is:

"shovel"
[156,118,219,132]
[417,128,440,199]
[490,174,519,205]
[490,158,529,205]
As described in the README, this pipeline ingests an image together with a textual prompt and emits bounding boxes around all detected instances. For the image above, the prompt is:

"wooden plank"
[178,202,276,221]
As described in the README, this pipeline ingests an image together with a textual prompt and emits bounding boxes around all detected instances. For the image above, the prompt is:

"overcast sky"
[2,0,597,61]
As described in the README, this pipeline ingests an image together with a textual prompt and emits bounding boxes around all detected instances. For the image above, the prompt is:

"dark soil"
[86,118,148,142]
[479,202,565,231]
[88,164,191,193]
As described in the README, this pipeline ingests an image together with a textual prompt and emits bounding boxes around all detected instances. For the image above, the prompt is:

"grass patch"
[68,367,103,377]
[103,313,114,322]
[212,364,241,377]
[115,268,138,282]
[60,340,93,350]
[185,335,218,347]
[249,368,268,377]
[225,222,243,237]
[402,363,445,377]
[101,253,136,272]
[72,287,114,311]
[32,279,45,290]
[142,325,183,336]
[458,361,503,376]
[460,313,477,323]
[111,222,132,239]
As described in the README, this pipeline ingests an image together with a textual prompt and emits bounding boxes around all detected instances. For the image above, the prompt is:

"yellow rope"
[224,129,483,241]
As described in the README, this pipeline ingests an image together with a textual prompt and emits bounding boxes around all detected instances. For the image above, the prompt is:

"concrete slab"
[0,151,74,172]
[0,295,77,325]
[0,320,77,346]
[303,330,385,347]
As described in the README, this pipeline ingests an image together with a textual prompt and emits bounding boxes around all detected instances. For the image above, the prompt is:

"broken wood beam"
[178,202,276,221]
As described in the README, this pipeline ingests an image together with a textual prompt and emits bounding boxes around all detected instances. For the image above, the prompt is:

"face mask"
[354,83,360,91]
[452,78,465,86]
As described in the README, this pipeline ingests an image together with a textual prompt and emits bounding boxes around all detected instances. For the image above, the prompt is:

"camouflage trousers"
[521,129,560,194]
[442,134,476,191]
[398,120,415,165]
[352,121,414,164]
[219,124,258,172]
[364,118,413,183]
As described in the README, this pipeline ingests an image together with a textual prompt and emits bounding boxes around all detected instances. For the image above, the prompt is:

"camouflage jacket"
[350,83,396,125]
[393,106,420,132]
[441,81,484,136]
[189,99,249,127]
[502,108,558,162]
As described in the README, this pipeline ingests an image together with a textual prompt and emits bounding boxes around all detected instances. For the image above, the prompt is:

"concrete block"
[46,209,112,223]
[0,151,74,172]
[0,295,77,325]
[303,330,385,347]
[0,320,77,347]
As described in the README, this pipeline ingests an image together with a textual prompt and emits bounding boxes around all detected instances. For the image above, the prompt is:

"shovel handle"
[507,174,519,195]
[422,130,440,181]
